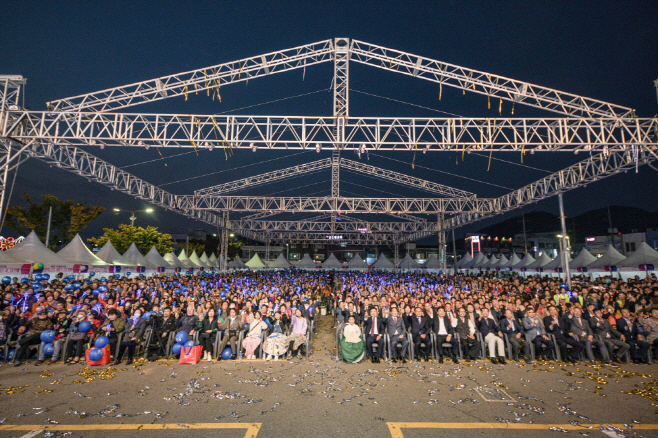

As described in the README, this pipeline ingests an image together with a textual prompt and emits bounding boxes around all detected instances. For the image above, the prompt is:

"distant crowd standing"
[0,269,657,368]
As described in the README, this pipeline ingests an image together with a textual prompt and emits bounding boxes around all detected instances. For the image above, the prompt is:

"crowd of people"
[0,268,657,369]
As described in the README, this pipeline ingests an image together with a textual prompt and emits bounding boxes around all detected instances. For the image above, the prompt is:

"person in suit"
[640,307,658,360]
[617,308,650,364]
[364,307,385,363]
[477,308,506,365]
[500,309,531,363]
[434,307,459,364]
[453,307,481,361]
[543,305,583,363]
[218,308,245,359]
[345,302,362,326]
[424,302,437,332]
[590,309,627,365]
[113,309,146,366]
[334,301,348,326]
[386,307,408,363]
[411,307,432,361]
[522,308,555,360]
[568,307,609,365]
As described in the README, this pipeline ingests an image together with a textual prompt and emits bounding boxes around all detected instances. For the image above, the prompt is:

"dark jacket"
[364,316,386,337]
[125,317,147,340]
[543,314,568,337]
[410,316,430,337]
[434,315,454,336]
[500,318,524,336]
[176,314,199,334]
[477,318,500,337]
[201,316,219,341]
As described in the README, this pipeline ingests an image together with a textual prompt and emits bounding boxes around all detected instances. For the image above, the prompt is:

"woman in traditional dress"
[263,311,289,360]
[340,315,365,363]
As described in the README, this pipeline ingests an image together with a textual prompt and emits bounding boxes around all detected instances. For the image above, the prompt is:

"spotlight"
[360,144,366,153]
[251,142,257,152]
[316,143,322,153]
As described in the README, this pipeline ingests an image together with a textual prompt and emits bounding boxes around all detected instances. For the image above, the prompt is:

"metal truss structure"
[1,39,656,270]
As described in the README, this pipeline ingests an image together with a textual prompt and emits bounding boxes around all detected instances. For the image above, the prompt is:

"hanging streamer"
[488,94,491,110]
[184,85,188,101]
[512,101,515,115]
[499,98,502,115]
[156,147,167,166]
[439,82,443,101]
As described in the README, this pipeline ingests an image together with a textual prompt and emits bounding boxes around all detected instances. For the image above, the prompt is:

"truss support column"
[438,213,447,272]
[394,243,399,267]
[451,227,457,274]
[265,234,271,264]
[558,193,572,289]
[220,211,229,272]
[332,38,349,224]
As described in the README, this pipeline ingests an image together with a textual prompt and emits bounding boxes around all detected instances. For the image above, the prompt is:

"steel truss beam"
[47,40,335,112]
[178,195,493,214]
[264,232,403,245]
[5,112,656,152]
[349,40,634,118]
[0,76,26,111]
[233,218,438,233]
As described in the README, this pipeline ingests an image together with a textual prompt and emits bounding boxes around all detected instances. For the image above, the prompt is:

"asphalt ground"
[0,315,657,438]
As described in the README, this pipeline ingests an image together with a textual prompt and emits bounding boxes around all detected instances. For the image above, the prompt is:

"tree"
[4,193,104,249]
[178,240,206,255]
[88,224,174,254]
[228,241,242,259]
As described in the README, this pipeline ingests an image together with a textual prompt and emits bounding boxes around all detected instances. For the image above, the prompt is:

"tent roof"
[268,253,292,268]
[95,241,131,265]
[473,255,490,268]
[228,256,247,268]
[347,253,369,269]
[464,252,486,268]
[482,255,499,268]
[144,246,171,267]
[455,253,473,268]
[372,254,394,268]
[618,242,658,267]
[188,250,204,267]
[163,251,186,268]
[526,252,553,269]
[200,252,212,266]
[586,244,626,269]
[0,248,17,263]
[512,253,536,269]
[245,253,267,269]
[569,248,597,268]
[209,253,218,262]
[5,230,72,265]
[123,243,156,267]
[322,253,343,268]
[492,254,509,268]
[397,253,421,269]
[177,249,196,268]
[424,254,442,269]
[544,251,572,269]
[57,234,107,265]
[295,253,317,268]
[503,253,522,268]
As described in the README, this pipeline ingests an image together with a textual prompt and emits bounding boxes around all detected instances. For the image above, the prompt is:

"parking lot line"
[0,423,261,438]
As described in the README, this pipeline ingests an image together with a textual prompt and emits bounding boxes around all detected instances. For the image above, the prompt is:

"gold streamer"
[499,98,502,115]
[488,94,491,109]
[439,82,442,101]
[184,85,188,101]
[156,147,167,166]
[512,101,515,115]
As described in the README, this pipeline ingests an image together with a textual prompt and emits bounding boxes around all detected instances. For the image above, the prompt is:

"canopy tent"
[5,230,72,265]
[57,234,107,265]
[586,245,626,269]
[123,243,156,268]
[371,254,394,269]
[200,252,212,267]
[295,254,317,269]
[526,252,554,270]
[473,255,491,269]
[0,248,17,263]
[512,253,536,270]
[481,255,499,269]
[424,254,442,269]
[144,246,171,267]
[569,248,597,269]
[463,252,486,269]
[189,250,205,268]
[268,253,292,268]
[177,249,196,268]
[397,253,421,269]
[245,253,267,269]
[503,253,522,269]
[543,252,572,270]
[347,254,369,269]
[322,253,344,269]
[455,253,473,268]
[163,252,186,268]
[491,254,509,269]
[618,242,658,267]
[209,253,218,264]
[95,241,131,265]
[228,256,247,269]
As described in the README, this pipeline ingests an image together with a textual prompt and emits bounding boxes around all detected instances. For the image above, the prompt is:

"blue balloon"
[142,312,151,320]
[34,274,43,281]
[126,272,131,276]
[172,343,183,355]
[88,348,103,362]
[94,335,109,349]
[32,283,43,291]
[184,340,196,348]
[1,276,10,284]
[68,275,76,280]
[43,343,55,356]
[64,284,74,291]
[7,349,15,360]
[88,272,95,277]
[174,288,182,295]
[42,273,50,280]
[73,282,82,290]
[100,277,107,282]
[40,330,55,343]
[97,285,108,293]
[221,347,233,360]
[175,331,188,344]
[200,281,207,287]
[181,285,188,291]
[92,288,99,295]
[220,292,226,298]
[20,278,28,283]
[559,283,568,289]
[78,321,92,332]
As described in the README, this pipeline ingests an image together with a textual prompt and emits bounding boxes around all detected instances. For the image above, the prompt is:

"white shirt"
[370,317,379,336]
[438,317,448,335]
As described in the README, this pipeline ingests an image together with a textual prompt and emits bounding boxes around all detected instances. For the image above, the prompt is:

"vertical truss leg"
[220,211,229,272]
[394,243,399,267]
[438,213,447,271]
[265,233,270,264]
[332,38,349,230]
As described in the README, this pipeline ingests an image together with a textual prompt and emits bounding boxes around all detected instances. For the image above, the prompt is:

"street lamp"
[286,243,289,260]
[113,207,154,227]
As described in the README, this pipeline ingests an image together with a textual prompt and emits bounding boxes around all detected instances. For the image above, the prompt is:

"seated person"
[242,311,268,359]
[218,308,244,359]
[287,309,308,359]
[523,308,555,360]
[64,310,95,365]
[114,309,146,365]
[14,309,54,367]
[500,309,531,363]
[264,311,289,361]
[477,308,506,365]
[340,315,365,363]
[36,310,70,365]
[386,307,409,363]
[100,308,125,357]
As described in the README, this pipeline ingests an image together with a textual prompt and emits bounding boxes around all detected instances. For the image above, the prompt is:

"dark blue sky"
[2,1,657,242]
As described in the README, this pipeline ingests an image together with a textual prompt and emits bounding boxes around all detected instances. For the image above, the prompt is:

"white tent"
[5,230,72,265]
[188,250,204,267]
[123,243,156,267]
[347,254,369,270]
[57,234,107,265]
[200,252,212,267]
[463,252,486,269]
[245,253,267,269]
[371,254,394,269]
[295,254,317,269]
[482,255,499,269]
[397,253,421,269]
[228,256,247,269]
[618,242,658,268]
[209,253,218,265]
[177,249,196,268]
[144,246,170,267]
[322,253,344,269]
[543,251,572,271]
[512,253,535,270]
[569,248,597,269]
[268,253,292,268]
[586,245,626,269]
[473,255,491,269]
[0,248,17,263]
[163,252,186,268]
[424,254,443,269]
[503,253,521,269]
[526,252,553,270]
[491,254,509,269]
[96,241,131,265]
[455,253,473,268]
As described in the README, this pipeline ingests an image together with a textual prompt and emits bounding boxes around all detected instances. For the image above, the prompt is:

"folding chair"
[475,333,487,360]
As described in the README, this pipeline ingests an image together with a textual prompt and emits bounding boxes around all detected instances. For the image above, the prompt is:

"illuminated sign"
[327,235,343,240]
[586,237,595,242]
[471,236,480,243]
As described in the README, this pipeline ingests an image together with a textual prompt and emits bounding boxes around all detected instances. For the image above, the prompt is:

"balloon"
[94,335,109,349]
[20,278,28,283]
[77,321,92,332]
[126,272,131,276]
[184,340,196,348]
[97,285,108,293]
[32,283,43,291]
[172,343,183,355]
[142,312,151,320]
[92,289,99,295]
[42,273,50,280]
[68,275,76,280]
[88,272,95,277]
[43,343,55,356]
[220,291,226,298]
[174,331,188,344]
[64,284,74,291]
[33,263,44,270]
[1,276,10,284]
[200,281,207,287]
[7,349,15,360]
[100,277,107,282]
[40,330,55,343]
[559,283,568,289]
[88,348,103,362]
[181,285,188,291]
[174,288,182,295]
[73,282,81,290]
[139,273,145,277]
[221,347,233,360]
[34,274,43,281]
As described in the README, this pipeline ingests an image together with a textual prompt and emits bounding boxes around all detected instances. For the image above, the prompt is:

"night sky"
[2,1,658,243]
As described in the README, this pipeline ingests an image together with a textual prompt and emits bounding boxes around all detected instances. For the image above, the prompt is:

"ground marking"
[0,423,261,438]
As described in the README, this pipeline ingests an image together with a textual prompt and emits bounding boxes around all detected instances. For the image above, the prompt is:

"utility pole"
[45,206,52,247]
[558,193,571,289]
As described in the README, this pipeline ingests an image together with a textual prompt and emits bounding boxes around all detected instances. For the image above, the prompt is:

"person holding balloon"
[35,310,70,365]
[100,308,125,357]
[217,308,244,360]
[200,307,219,361]
[65,310,96,364]
[113,309,146,365]
[13,309,54,367]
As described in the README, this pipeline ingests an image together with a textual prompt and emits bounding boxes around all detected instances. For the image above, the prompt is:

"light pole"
[286,243,289,260]
[113,208,153,226]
